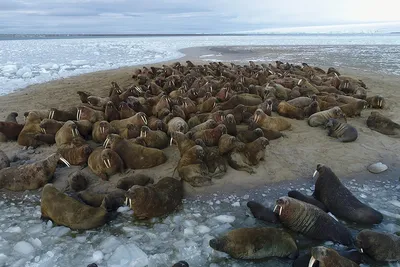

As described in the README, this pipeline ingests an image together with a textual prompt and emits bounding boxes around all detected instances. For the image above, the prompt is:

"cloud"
[0,0,399,33]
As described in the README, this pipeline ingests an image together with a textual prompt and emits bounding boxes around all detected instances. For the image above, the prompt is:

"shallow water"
[0,171,399,267]
[1,34,400,95]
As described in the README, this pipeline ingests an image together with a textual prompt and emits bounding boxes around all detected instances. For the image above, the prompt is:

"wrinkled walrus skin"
[41,184,108,230]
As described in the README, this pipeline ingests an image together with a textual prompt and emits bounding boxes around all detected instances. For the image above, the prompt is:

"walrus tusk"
[75,129,79,136]
[334,73,339,78]
[59,157,71,168]
[170,137,174,146]
[298,79,302,86]
[141,115,147,125]
[210,86,213,92]
[328,212,339,222]
[308,256,316,267]
[360,248,364,253]
[103,159,109,168]
[71,129,76,137]
[313,170,318,178]
[103,138,110,148]
[273,205,278,213]
[279,206,282,216]
[124,197,129,206]
[100,126,104,134]
[107,159,111,168]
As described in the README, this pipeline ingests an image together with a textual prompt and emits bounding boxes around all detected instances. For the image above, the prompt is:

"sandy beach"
[1,46,399,198]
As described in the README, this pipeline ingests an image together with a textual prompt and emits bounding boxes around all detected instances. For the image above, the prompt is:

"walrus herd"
[0,60,399,266]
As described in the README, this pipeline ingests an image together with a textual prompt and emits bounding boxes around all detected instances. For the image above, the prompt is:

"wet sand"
[0,46,399,198]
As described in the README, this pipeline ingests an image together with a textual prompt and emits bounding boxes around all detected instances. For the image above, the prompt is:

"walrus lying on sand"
[325,118,358,142]
[366,111,400,138]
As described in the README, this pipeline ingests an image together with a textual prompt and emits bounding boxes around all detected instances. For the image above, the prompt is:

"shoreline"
[1,46,400,198]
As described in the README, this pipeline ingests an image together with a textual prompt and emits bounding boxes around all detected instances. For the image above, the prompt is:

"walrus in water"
[356,229,400,262]
[287,190,328,212]
[325,118,358,142]
[308,106,346,127]
[253,109,291,131]
[366,95,385,109]
[88,148,124,180]
[308,246,359,267]
[273,196,354,245]
[41,184,108,230]
[366,111,400,137]
[104,134,166,169]
[312,164,383,225]
[0,153,70,191]
[124,176,182,219]
[209,227,298,260]
[116,174,154,191]
[5,112,18,123]
[247,201,280,224]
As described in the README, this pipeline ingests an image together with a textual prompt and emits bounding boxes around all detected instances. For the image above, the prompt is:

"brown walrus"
[236,128,264,143]
[125,176,182,219]
[273,196,354,245]
[356,230,400,262]
[253,109,291,131]
[55,120,83,146]
[218,134,245,155]
[39,119,64,135]
[177,145,212,187]
[110,112,148,133]
[116,174,154,191]
[169,131,196,156]
[312,164,383,225]
[0,153,70,191]
[120,124,141,139]
[277,101,305,120]
[339,100,366,117]
[104,134,167,169]
[139,126,169,149]
[366,111,400,137]
[219,94,263,110]
[222,114,237,136]
[119,102,136,119]
[309,246,359,267]
[5,112,18,123]
[76,105,105,123]
[48,107,77,121]
[105,101,120,122]
[366,95,385,109]
[192,124,227,147]
[325,118,358,142]
[41,184,108,230]
[247,121,285,140]
[287,97,313,108]
[167,116,189,135]
[67,171,89,192]
[58,138,93,165]
[209,227,298,260]
[189,119,217,133]
[194,139,227,176]
[0,121,24,141]
[88,148,124,180]
[308,106,346,127]
[92,121,118,143]
[303,101,320,117]
[17,111,45,148]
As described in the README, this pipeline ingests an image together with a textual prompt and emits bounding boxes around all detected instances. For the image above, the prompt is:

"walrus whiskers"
[59,157,71,167]
[308,256,316,267]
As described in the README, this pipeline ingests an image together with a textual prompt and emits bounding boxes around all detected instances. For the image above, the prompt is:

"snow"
[1,35,400,95]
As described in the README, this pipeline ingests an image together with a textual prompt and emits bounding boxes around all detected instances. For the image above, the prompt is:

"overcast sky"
[1,0,400,34]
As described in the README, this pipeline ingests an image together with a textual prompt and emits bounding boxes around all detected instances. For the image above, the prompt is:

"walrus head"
[309,246,341,267]
[225,114,236,124]
[101,149,115,169]
[40,119,63,135]
[273,196,291,216]
[65,121,80,138]
[332,107,347,122]
[172,261,189,267]
[46,153,71,168]
[106,101,116,110]
[253,109,266,124]
[103,133,122,149]
[111,81,122,94]
[312,164,325,178]
[134,112,148,126]
[209,237,226,251]
[48,108,58,120]
[140,126,150,138]
[325,118,336,129]
[8,112,18,118]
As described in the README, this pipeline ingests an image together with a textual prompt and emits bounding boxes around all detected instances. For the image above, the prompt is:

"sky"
[1,0,400,34]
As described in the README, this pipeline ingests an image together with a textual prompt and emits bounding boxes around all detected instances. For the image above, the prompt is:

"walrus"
[105,101,120,122]
[119,102,136,119]
[55,120,83,146]
[308,246,359,267]
[303,101,320,117]
[17,111,45,148]
[197,96,217,113]
[40,184,108,230]
[366,95,385,109]
[104,134,166,169]
[194,139,227,176]
[219,94,263,110]
[273,196,354,245]
[312,164,383,225]
[247,121,285,140]
[0,121,23,141]
[77,90,92,103]
[67,171,89,192]
[0,153,70,191]
[139,126,169,149]
[74,119,92,139]
[287,190,328,212]
[325,118,358,142]
[110,112,148,133]
[308,106,346,127]
[58,138,93,166]
[293,249,362,267]
[177,145,212,187]
[170,131,196,156]
[167,116,189,135]
[120,123,141,139]
[5,112,18,123]
[339,100,366,117]
[116,174,154,190]
[218,134,245,155]
[209,227,298,260]
[356,229,400,262]
[247,201,280,224]
[189,119,217,133]
[48,107,77,121]
[366,111,400,137]
[253,109,291,131]
[88,148,124,180]
[92,121,118,143]
[125,176,182,219]
[287,97,313,108]
[23,110,50,121]
[277,101,305,120]
[39,119,64,135]
[76,105,105,123]
[236,128,264,143]
[171,261,189,267]
[0,150,10,170]
[222,114,237,136]
[192,124,227,147]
